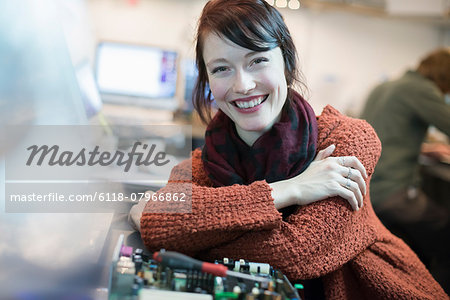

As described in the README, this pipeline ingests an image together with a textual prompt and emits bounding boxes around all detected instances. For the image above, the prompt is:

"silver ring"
[345,178,351,189]
[346,167,352,179]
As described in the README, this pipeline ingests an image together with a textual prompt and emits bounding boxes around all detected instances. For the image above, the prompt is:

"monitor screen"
[95,42,178,109]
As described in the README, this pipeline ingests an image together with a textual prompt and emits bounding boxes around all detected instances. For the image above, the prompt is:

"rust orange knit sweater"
[141,106,448,299]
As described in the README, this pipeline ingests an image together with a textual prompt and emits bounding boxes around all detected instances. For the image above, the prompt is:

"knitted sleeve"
[140,150,283,256]
[200,106,382,279]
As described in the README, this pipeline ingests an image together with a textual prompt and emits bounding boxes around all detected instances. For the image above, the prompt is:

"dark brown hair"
[193,0,306,124]
[417,48,450,94]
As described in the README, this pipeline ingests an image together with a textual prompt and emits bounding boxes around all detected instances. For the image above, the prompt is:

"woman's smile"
[231,94,268,112]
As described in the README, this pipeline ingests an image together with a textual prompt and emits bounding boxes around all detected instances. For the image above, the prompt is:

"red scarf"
[202,90,318,187]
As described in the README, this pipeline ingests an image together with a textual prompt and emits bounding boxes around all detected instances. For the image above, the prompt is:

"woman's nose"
[232,70,256,94]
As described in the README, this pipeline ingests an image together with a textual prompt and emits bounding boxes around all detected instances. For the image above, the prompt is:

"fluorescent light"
[288,0,300,9]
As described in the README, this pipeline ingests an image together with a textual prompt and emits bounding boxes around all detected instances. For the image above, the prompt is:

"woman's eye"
[211,66,228,74]
[251,57,269,65]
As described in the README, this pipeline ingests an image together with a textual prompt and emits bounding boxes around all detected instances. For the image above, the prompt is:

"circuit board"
[109,235,303,300]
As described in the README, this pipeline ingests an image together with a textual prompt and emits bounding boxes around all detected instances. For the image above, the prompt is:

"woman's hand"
[128,191,153,231]
[270,144,367,211]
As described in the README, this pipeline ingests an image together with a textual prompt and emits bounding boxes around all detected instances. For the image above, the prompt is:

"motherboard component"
[109,235,302,300]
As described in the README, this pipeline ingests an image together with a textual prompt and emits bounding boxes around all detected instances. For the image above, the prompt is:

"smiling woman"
[132,0,448,299]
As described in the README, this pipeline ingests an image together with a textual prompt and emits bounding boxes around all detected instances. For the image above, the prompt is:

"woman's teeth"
[235,96,265,109]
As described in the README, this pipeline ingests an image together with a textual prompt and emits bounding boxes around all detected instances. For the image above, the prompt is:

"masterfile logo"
[25,142,170,172]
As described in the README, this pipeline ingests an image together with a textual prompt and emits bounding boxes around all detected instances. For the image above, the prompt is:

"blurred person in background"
[361,48,450,292]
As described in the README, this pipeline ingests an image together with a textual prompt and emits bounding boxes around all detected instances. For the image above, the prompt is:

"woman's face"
[203,32,288,143]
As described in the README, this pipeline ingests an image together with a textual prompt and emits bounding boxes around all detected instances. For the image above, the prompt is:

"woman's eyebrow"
[245,51,262,58]
[206,58,228,68]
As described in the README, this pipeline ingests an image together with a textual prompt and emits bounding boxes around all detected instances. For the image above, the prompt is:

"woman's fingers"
[335,184,359,211]
[341,166,366,196]
[340,176,364,209]
[314,144,336,161]
[336,165,365,209]
[336,156,368,179]
[331,155,367,210]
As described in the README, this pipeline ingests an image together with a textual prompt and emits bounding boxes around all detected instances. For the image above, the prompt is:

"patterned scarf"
[202,90,318,187]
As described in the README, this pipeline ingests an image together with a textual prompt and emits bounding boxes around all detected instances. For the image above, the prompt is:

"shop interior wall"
[84,0,450,116]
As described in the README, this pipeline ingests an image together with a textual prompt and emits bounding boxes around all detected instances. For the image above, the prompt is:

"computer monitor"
[95,41,178,110]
